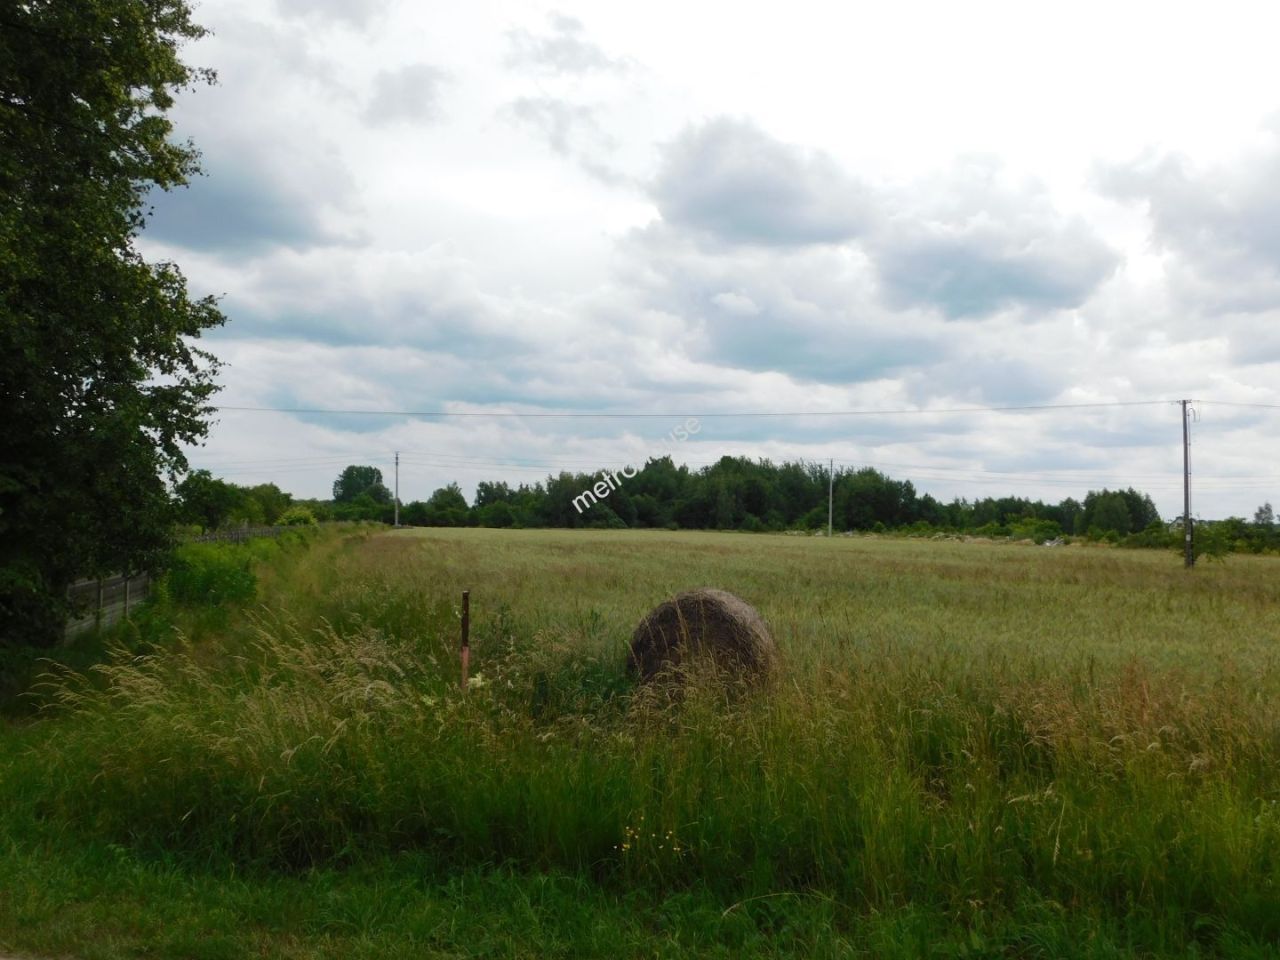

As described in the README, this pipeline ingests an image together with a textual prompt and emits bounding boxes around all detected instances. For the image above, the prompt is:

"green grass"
[3,527,1280,957]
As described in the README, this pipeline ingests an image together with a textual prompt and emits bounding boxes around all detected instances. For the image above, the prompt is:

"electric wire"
[212,399,1176,419]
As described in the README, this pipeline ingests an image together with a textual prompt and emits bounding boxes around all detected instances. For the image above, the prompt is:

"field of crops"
[3,526,1279,958]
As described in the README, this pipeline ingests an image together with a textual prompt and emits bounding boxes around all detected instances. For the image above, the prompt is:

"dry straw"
[628,588,778,683]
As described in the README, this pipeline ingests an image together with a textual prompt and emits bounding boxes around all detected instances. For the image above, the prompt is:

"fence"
[62,525,292,639]
[183,525,292,544]
[64,573,151,638]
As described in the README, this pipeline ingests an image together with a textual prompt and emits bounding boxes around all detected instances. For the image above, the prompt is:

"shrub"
[1122,521,1175,550]
[276,506,317,526]
[1009,518,1062,544]
[165,543,256,606]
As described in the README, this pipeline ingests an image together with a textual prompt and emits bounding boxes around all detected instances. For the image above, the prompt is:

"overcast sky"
[146,0,1280,518]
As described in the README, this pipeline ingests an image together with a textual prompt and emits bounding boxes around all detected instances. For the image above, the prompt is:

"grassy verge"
[14,831,1246,960]
[3,528,1279,957]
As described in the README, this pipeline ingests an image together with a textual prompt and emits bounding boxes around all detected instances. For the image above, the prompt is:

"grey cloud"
[872,218,1118,318]
[651,118,872,246]
[705,319,940,384]
[619,224,944,384]
[870,159,1120,318]
[145,136,357,256]
[907,352,1070,408]
[1098,131,1280,313]
[649,123,1118,318]
[506,13,623,75]
[147,168,336,255]
[203,247,545,362]
[142,18,359,256]
[365,64,449,126]
[207,341,513,437]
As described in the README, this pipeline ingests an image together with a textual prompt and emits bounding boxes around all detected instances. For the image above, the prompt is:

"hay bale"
[629,588,777,683]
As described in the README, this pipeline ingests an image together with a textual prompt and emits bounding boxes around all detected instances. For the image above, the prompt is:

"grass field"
[2,526,1279,958]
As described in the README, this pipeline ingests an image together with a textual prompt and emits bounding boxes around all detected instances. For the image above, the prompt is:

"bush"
[1122,521,1175,550]
[900,521,937,537]
[1009,518,1062,544]
[276,506,317,526]
[165,543,256,606]
[1192,523,1231,563]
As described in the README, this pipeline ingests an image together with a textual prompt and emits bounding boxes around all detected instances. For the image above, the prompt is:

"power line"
[1199,400,1280,410]
[212,399,1174,419]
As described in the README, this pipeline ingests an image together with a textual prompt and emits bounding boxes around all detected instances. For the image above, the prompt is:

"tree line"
[174,458,1280,557]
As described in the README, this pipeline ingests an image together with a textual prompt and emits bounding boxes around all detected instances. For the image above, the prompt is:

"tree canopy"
[332,465,392,504]
[1,0,224,644]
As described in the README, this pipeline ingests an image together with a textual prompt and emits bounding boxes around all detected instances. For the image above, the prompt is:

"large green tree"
[332,465,392,504]
[1,1,224,644]
[174,470,244,532]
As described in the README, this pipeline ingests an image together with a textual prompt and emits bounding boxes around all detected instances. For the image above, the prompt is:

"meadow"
[2,526,1279,958]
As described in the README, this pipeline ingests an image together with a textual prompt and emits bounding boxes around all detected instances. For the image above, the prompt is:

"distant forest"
[177,456,1280,556]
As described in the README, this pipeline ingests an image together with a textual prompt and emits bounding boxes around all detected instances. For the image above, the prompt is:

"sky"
[145,0,1280,519]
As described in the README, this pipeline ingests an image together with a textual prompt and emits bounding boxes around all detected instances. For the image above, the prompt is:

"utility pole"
[828,458,834,538]
[1181,400,1194,568]
[394,451,400,528]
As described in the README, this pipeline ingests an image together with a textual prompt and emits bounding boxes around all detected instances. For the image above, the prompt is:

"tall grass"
[7,528,1280,952]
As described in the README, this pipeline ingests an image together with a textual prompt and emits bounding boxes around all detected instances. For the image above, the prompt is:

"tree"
[424,483,470,527]
[1078,488,1160,539]
[245,483,291,525]
[332,465,391,504]
[175,470,244,532]
[477,500,515,528]
[1086,492,1133,537]
[1117,487,1161,532]
[1255,503,1275,528]
[475,480,513,508]
[1,1,224,644]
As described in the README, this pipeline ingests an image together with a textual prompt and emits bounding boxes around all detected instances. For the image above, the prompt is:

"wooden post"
[460,589,471,693]
[123,575,130,621]
[95,579,104,630]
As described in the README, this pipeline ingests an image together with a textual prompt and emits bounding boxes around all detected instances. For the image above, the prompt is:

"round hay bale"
[629,588,777,683]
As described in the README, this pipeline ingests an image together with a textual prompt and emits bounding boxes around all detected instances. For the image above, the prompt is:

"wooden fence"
[184,525,292,544]
[62,525,293,639]
[64,572,151,638]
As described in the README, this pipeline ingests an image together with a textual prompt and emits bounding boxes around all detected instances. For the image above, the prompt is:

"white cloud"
[1098,118,1280,314]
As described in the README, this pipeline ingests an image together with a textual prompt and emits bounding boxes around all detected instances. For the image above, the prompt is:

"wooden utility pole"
[1181,399,1194,568]
[827,458,834,538]
[394,451,400,527]
[460,589,470,692]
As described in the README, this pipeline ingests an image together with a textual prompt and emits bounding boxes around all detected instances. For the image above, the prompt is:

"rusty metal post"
[460,589,471,693]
